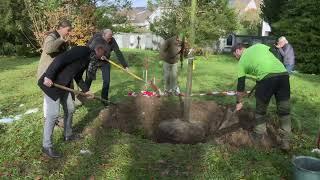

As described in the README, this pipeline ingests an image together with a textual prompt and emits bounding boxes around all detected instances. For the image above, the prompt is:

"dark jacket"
[87,33,128,68]
[38,46,92,101]
[160,36,182,64]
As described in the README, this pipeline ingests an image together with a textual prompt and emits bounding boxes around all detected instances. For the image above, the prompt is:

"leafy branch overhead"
[150,0,238,45]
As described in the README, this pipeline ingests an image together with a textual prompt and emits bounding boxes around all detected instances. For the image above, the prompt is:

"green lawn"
[0,49,319,179]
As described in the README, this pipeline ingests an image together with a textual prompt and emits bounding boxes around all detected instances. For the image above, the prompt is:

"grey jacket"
[279,43,295,65]
[37,31,68,80]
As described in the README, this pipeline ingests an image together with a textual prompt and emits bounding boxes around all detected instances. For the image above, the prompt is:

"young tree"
[150,0,238,45]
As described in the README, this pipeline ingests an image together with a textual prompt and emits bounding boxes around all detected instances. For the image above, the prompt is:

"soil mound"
[99,96,276,148]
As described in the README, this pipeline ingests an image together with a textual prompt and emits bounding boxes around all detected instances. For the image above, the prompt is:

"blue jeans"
[285,64,294,74]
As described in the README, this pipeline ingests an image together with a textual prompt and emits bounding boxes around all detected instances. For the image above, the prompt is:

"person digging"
[232,43,292,151]
[85,29,129,107]
[160,34,184,96]
[38,41,106,158]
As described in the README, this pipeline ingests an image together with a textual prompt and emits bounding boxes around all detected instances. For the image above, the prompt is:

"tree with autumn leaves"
[24,0,97,47]
[0,0,131,55]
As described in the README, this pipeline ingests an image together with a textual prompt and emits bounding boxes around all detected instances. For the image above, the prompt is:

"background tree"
[24,0,96,46]
[262,0,320,74]
[0,0,35,56]
[232,0,261,35]
[95,0,134,33]
[147,0,155,11]
[272,0,320,73]
[0,0,133,55]
[150,10,178,39]
[260,0,287,24]
[150,0,238,46]
[239,9,261,35]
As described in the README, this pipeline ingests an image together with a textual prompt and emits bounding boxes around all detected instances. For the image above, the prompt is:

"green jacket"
[36,31,68,80]
[160,36,181,64]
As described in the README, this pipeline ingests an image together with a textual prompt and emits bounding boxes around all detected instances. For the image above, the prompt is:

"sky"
[98,0,149,7]
[132,0,148,7]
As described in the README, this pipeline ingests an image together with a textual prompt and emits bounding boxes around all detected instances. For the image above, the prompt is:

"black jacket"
[87,33,128,68]
[38,46,91,101]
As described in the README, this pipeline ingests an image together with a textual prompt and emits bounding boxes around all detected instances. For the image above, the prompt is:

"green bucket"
[292,156,320,180]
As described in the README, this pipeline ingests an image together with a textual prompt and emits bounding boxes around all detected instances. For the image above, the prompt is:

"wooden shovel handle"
[53,83,108,103]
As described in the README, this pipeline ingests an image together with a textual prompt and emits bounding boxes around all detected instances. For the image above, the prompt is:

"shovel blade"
[219,108,239,130]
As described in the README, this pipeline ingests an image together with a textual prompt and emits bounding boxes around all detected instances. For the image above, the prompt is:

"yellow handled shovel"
[102,57,161,94]
[104,58,144,82]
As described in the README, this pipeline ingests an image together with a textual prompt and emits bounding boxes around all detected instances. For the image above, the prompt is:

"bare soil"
[99,96,277,148]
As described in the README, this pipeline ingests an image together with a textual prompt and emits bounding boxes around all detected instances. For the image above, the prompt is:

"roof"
[120,7,153,24]
[229,0,261,12]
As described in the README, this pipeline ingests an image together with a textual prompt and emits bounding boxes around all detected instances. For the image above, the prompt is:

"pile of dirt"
[99,96,276,148]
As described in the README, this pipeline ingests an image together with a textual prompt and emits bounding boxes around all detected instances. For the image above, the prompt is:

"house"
[127,7,152,29]
[216,0,273,52]
[148,7,168,24]
[112,7,168,50]
[117,6,169,32]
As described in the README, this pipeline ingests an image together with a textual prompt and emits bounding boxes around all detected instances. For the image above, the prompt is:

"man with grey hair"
[276,36,295,74]
[85,29,129,106]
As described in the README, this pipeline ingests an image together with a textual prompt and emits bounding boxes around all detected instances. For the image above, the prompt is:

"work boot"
[249,131,273,148]
[64,134,82,142]
[102,101,109,107]
[251,120,268,147]
[279,115,291,133]
[249,131,264,144]
[279,115,291,151]
[279,129,291,151]
[253,122,267,135]
[249,131,263,147]
[42,147,62,158]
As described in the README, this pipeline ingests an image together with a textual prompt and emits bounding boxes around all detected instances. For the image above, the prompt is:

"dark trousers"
[254,74,291,133]
[85,63,111,100]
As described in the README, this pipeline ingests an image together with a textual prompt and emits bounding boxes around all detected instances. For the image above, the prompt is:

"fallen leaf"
[100,163,113,169]
[160,169,169,176]
[186,165,192,170]
[34,175,42,180]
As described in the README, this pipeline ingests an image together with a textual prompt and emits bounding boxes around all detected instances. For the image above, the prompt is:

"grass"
[0,49,319,179]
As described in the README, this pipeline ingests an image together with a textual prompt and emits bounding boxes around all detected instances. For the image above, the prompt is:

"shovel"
[53,83,114,105]
[219,107,238,130]
[102,57,161,94]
